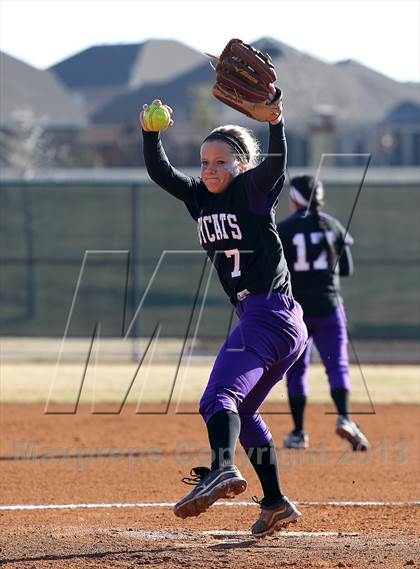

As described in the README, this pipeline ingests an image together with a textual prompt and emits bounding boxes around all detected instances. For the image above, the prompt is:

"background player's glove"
[207,39,283,123]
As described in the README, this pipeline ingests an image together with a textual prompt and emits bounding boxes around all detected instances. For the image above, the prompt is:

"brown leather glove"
[208,38,283,122]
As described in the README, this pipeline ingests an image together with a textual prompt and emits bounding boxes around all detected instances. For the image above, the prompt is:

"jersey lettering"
[292,231,335,272]
[292,233,310,271]
[227,214,243,240]
[202,216,216,242]
[211,214,223,240]
[197,213,243,245]
[311,231,335,270]
[219,214,229,239]
[225,249,241,278]
[197,218,206,245]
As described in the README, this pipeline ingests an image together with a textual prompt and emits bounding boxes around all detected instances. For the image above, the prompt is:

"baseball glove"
[206,39,282,122]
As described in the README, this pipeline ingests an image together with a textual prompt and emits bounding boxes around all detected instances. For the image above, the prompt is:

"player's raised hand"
[140,99,174,132]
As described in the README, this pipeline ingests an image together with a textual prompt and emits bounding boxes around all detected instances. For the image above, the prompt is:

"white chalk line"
[1,500,419,511]
[118,529,360,540]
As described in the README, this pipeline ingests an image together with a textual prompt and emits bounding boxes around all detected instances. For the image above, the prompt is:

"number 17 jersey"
[277,210,354,316]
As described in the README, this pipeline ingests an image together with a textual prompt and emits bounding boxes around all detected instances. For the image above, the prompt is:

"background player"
[277,175,370,451]
[140,93,308,538]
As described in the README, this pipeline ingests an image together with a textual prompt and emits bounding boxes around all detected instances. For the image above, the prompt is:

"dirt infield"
[1,403,419,568]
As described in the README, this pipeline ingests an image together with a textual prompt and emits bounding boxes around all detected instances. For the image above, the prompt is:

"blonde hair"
[209,125,261,168]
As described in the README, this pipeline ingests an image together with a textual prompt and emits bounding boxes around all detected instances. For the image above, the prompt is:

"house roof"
[0,51,87,128]
[51,43,141,89]
[274,52,419,125]
[384,101,420,124]
[49,39,205,91]
[91,37,420,128]
[91,61,215,125]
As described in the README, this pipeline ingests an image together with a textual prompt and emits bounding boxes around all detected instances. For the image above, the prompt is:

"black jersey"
[277,210,354,316]
[143,122,292,305]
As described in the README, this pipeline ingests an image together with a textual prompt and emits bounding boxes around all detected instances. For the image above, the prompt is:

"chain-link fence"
[1,168,419,362]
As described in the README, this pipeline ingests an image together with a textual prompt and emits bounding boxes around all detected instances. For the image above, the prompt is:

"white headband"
[289,185,309,207]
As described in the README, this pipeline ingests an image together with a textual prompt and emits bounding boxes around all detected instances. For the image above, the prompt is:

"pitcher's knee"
[199,387,239,423]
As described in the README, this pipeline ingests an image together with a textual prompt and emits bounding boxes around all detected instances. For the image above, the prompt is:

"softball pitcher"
[140,95,307,538]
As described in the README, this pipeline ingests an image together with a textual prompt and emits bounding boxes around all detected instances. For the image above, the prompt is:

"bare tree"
[0,109,54,178]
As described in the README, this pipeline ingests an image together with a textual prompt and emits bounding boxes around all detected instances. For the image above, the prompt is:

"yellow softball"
[143,103,171,131]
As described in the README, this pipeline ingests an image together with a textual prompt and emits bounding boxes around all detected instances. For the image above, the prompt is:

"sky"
[0,0,419,83]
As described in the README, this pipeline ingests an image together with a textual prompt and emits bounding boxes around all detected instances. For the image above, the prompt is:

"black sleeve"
[335,219,354,276]
[247,120,287,193]
[339,245,354,276]
[142,130,197,203]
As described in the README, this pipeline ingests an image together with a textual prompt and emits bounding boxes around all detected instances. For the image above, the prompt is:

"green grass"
[1,361,418,405]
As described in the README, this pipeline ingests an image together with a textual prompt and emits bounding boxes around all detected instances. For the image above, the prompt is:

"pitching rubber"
[174,478,248,519]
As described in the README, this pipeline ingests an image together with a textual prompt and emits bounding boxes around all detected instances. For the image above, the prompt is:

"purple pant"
[286,306,351,398]
[199,293,308,448]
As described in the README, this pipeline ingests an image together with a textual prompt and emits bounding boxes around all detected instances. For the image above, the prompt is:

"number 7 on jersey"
[225,249,241,278]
